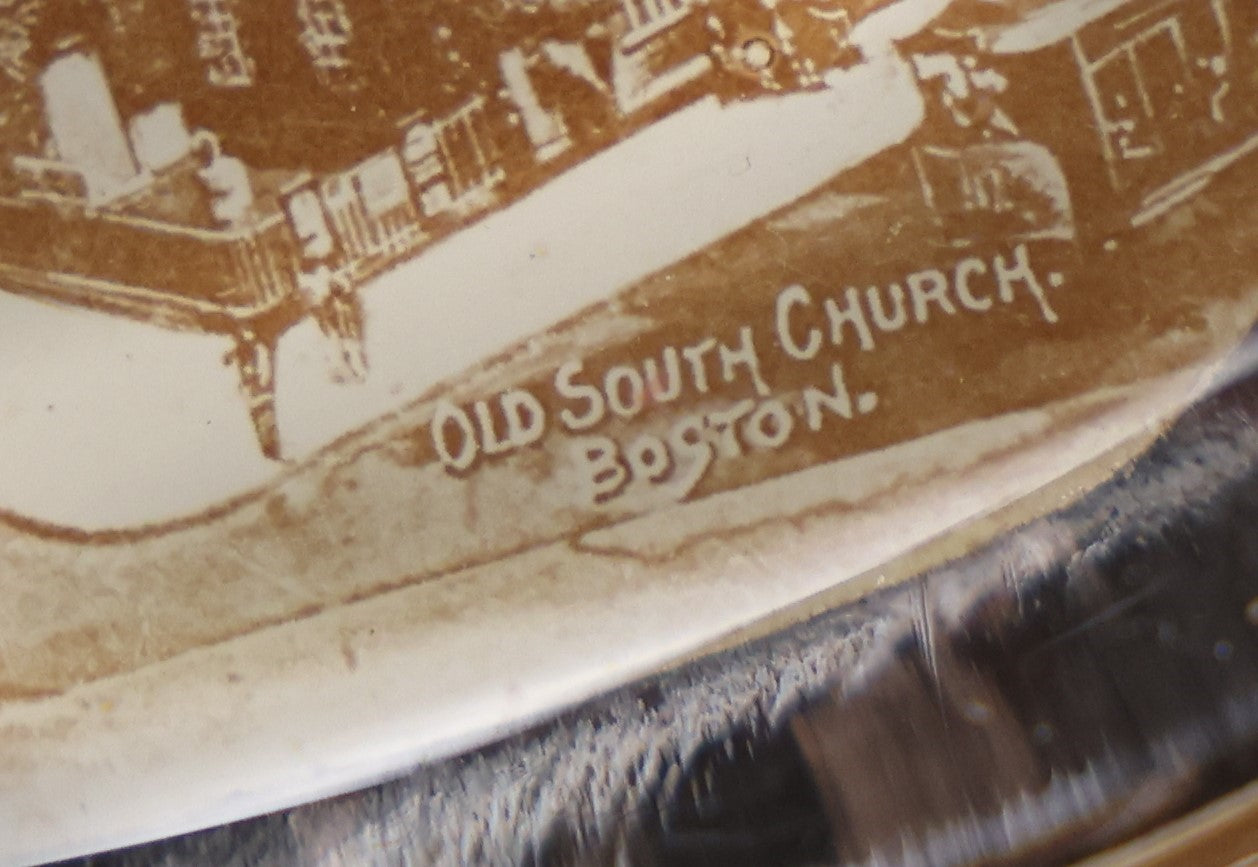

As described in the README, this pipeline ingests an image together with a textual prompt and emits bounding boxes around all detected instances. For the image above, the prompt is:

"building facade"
[916,0,1258,233]
[0,0,878,457]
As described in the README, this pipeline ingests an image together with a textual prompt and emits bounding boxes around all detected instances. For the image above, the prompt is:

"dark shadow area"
[64,332,1258,865]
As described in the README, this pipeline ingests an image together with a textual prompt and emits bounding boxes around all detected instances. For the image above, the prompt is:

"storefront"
[925,0,1258,232]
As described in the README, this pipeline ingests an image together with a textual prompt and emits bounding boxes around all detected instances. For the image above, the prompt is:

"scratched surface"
[6,1,1258,861]
[65,332,1258,866]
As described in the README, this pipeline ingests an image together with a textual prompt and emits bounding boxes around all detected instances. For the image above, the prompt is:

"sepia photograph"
[3,0,1258,863]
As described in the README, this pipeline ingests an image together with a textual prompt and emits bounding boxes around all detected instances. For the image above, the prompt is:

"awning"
[923,0,1144,53]
[986,0,1139,54]
[848,0,960,49]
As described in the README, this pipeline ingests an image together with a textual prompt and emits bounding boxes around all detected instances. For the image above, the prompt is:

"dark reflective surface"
[70,345,1258,865]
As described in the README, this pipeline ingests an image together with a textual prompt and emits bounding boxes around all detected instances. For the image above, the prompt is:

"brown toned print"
[0,0,1253,517]
[5,0,1258,862]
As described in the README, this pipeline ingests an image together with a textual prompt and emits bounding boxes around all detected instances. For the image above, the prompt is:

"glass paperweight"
[3,0,1258,863]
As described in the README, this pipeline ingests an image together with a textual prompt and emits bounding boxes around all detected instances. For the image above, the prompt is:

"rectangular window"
[432,96,505,200]
[296,0,354,84]
[186,0,255,87]
[1077,16,1199,189]
[621,0,692,49]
